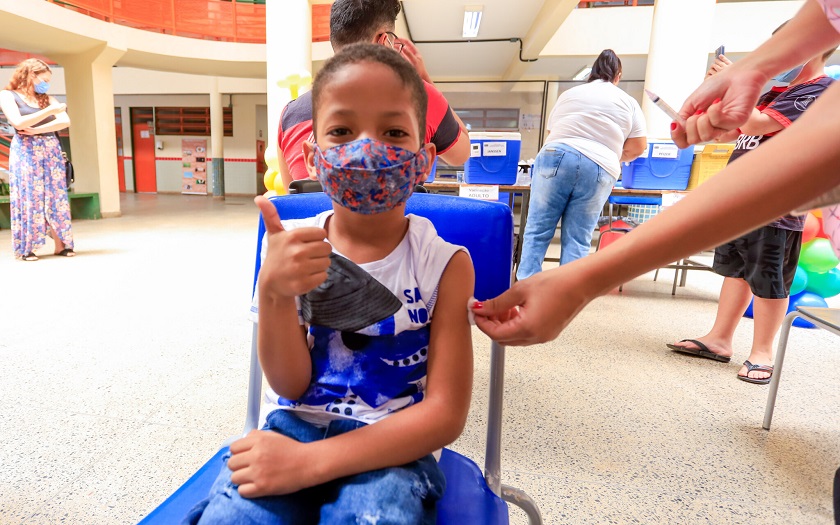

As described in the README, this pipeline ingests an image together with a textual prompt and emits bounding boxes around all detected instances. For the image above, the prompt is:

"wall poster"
[181,138,208,195]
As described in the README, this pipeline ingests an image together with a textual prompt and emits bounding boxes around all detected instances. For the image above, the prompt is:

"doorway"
[256,139,267,194]
[115,108,126,192]
[130,107,156,193]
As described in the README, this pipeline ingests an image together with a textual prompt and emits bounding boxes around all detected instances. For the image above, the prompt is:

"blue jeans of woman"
[184,409,445,525]
[517,142,614,280]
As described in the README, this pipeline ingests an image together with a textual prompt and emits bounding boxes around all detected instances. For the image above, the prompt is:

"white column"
[55,43,125,217]
[209,79,225,199]
[266,0,311,158]
[642,0,717,139]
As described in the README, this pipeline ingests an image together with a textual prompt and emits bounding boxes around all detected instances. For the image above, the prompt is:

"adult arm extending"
[474,82,840,346]
[438,120,471,166]
[672,0,840,147]
[228,250,475,497]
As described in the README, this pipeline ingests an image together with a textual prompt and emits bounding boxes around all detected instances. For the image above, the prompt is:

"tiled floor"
[1,193,838,524]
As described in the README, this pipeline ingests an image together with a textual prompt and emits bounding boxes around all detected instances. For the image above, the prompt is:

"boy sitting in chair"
[185,44,475,524]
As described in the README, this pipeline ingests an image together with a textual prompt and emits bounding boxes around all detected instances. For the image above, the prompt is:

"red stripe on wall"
[153,157,257,162]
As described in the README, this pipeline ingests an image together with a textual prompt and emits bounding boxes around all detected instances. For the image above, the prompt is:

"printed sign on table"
[182,138,208,195]
[459,184,500,201]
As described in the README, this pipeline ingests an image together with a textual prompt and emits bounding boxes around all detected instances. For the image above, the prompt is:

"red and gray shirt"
[279,81,462,181]
[727,75,834,231]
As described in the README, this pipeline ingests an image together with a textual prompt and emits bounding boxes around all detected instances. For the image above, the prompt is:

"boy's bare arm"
[254,196,331,399]
[229,251,475,497]
[737,107,783,137]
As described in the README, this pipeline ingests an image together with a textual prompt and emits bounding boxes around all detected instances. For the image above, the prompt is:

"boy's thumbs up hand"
[255,196,332,299]
[256,195,285,234]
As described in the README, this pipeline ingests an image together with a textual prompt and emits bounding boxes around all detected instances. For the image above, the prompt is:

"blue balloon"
[788,291,829,328]
[743,298,754,319]
[790,266,808,296]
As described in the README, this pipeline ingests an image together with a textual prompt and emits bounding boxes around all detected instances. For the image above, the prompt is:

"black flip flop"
[737,360,773,385]
[54,248,75,257]
[666,339,731,363]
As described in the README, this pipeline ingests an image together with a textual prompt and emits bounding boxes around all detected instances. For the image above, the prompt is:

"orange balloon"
[817,216,830,239]
[803,213,820,243]
[813,208,823,218]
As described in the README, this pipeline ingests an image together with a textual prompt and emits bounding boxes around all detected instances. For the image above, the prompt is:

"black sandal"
[54,248,75,257]
[22,252,38,261]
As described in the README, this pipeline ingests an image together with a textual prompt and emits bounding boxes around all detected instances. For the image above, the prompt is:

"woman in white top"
[517,50,647,279]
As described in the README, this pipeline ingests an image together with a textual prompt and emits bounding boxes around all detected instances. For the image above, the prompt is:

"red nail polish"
[472,301,484,309]
[736,128,743,134]
[693,110,702,116]
[713,98,722,104]
[670,122,677,131]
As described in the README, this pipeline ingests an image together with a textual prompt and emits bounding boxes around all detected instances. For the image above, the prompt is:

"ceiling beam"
[502,0,579,81]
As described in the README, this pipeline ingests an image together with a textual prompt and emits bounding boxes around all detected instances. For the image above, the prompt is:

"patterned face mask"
[313,138,429,215]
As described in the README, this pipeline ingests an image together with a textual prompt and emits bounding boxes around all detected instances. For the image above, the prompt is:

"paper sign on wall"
[651,143,679,159]
[182,138,208,195]
[470,143,481,157]
[459,185,499,201]
[483,142,507,156]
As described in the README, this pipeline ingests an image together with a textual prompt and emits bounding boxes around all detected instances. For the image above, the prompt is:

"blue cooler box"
[464,132,521,185]
[621,140,694,190]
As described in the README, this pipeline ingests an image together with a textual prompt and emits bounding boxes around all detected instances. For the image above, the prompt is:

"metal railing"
[44,0,266,43]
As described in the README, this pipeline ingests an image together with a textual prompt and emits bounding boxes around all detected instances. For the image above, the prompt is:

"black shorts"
[713,226,802,299]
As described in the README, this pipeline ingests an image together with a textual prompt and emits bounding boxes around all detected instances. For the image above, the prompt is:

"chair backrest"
[254,192,514,301]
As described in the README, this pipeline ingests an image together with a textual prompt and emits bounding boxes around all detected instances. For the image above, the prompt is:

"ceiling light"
[572,66,592,81]
[463,5,483,38]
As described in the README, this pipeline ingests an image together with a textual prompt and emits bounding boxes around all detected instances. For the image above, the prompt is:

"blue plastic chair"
[138,192,542,524]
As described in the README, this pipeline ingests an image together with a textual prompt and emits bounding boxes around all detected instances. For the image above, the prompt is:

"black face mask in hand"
[298,253,402,334]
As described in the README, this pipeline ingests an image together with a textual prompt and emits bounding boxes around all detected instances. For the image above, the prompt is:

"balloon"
[277,72,313,100]
[263,168,278,191]
[788,291,829,328]
[798,238,840,273]
[813,208,823,219]
[743,298,754,319]
[275,179,288,196]
[816,217,830,239]
[802,213,820,243]
[264,147,280,172]
[790,266,808,296]
[805,268,840,298]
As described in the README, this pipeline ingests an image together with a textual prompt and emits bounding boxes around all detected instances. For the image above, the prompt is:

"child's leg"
[183,411,327,525]
[744,296,789,379]
[739,228,802,381]
[319,419,445,525]
[687,277,753,356]
[671,236,754,357]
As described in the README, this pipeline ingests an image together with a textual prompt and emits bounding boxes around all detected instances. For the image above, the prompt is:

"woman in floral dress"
[0,58,73,261]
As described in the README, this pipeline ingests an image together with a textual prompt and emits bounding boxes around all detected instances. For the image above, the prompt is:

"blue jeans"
[517,143,614,279]
[184,410,445,525]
